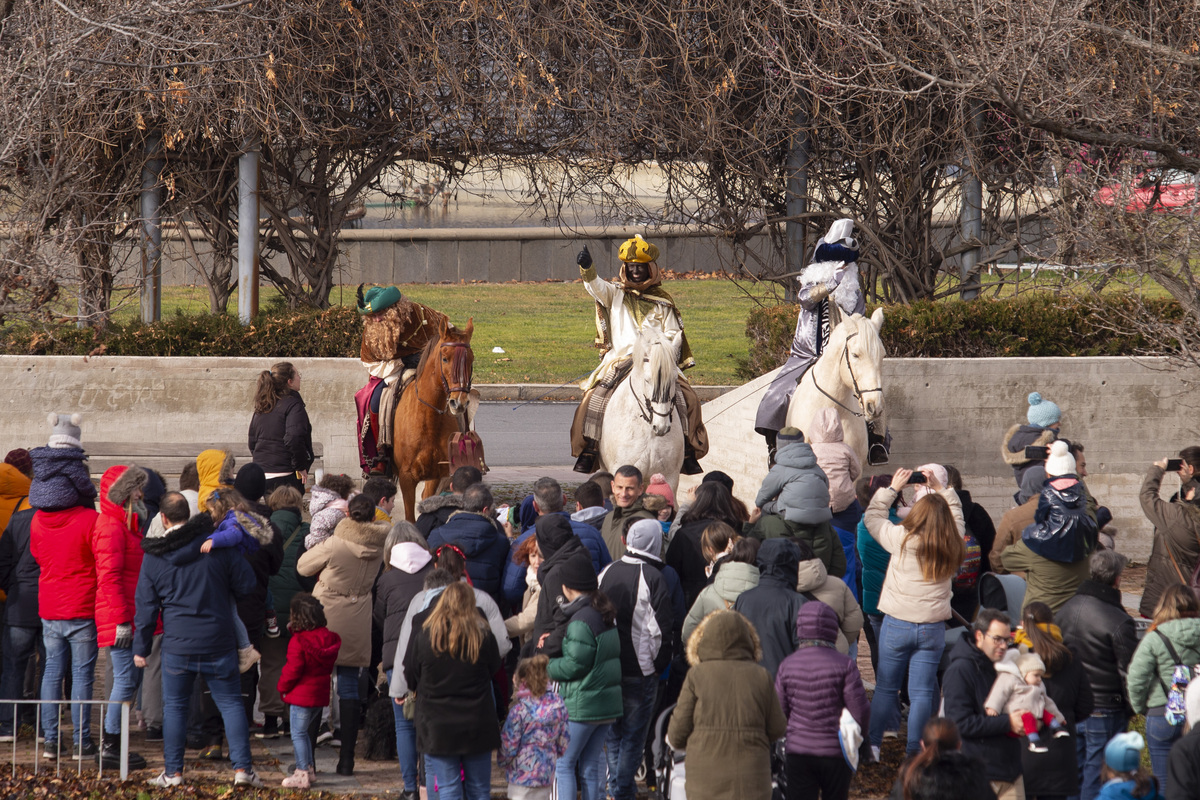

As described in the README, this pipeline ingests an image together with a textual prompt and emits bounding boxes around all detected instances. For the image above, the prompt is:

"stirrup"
[867,422,891,466]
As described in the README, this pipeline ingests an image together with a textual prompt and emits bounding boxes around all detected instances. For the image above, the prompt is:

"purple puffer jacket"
[774,600,870,757]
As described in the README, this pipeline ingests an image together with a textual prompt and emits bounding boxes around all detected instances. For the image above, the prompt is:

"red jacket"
[93,466,146,647]
[278,626,341,708]
[31,504,100,620]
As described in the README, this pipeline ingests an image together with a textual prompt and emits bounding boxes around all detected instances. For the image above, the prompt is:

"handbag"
[402,690,416,720]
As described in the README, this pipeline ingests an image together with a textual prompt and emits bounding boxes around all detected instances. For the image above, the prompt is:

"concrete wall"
[0,354,1187,562]
[680,357,1200,564]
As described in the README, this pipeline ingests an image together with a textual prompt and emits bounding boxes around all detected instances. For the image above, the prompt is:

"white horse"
[785,308,886,467]
[598,323,685,493]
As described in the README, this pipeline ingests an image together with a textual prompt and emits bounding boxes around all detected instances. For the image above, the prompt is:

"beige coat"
[297,516,390,667]
[807,408,862,513]
[864,486,965,624]
[795,557,863,654]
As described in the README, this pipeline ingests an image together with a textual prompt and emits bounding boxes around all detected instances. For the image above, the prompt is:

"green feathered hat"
[356,284,403,314]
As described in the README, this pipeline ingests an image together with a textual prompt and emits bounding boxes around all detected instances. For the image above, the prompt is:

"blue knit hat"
[1026,392,1062,428]
[1104,731,1144,773]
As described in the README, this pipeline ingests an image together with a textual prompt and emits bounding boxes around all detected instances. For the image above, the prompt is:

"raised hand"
[577,245,593,270]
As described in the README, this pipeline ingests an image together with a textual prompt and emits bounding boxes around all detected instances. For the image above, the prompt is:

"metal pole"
[237,140,260,324]
[785,109,809,303]
[140,133,164,324]
[960,105,983,300]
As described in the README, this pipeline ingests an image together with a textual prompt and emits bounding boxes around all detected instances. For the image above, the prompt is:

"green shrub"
[739,293,1182,379]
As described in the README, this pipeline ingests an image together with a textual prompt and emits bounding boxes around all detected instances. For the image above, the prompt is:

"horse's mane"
[415,322,463,374]
[635,324,677,404]
[839,313,885,362]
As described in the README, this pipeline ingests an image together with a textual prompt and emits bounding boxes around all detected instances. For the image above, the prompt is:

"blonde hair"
[425,581,485,663]
[515,655,550,696]
[1150,583,1200,631]
[206,487,249,521]
[899,493,964,583]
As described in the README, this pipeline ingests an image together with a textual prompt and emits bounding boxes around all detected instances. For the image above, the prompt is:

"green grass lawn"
[102,278,782,384]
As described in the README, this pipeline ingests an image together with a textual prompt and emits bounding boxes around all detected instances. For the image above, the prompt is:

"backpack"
[953,530,982,591]
[1152,630,1192,726]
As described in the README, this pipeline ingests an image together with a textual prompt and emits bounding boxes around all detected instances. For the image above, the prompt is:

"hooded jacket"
[682,560,760,642]
[277,625,341,707]
[733,538,806,678]
[134,513,257,657]
[195,449,235,512]
[428,509,511,603]
[1022,477,1098,563]
[93,465,149,648]
[942,633,1023,783]
[0,464,31,540]
[415,493,463,539]
[248,392,314,474]
[755,439,833,525]
[1002,423,1057,486]
[528,516,596,658]
[983,649,1064,720]
[600,498,655,561]
[547,594,624,722]
[31,501,100,621]
[1056,580,1138,709]
[1139,465,1200,619]
[795,557,863,655]
[864,486,964,623]
[305,485,349,550]
[775,601,870,757]
[266,505,314,629]
[1126,617,1200,714]
[374,542,435,667]
[807,408,861,514]
[208,509,274,554]
[28,446,96,511]
[599,543,676,678]
[667,611,787,800]
[297,515,390,667]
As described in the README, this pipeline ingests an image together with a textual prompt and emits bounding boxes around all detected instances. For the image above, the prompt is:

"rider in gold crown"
[570,235,708,475]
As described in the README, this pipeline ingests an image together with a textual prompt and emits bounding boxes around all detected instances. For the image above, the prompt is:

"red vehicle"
[1095,168,1199,212]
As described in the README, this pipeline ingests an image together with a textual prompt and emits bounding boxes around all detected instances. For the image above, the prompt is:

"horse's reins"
[416,341,473,415]
[811,331,882,419]
[630,355,677,426]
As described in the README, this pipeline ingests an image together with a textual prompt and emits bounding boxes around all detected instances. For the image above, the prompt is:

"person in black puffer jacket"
[526,515,595,659]
[733,537,807,679]
[248,362,314,496]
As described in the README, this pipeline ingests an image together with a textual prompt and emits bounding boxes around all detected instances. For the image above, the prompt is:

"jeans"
[1075,709,1128,800]
[40,618,98,746]
[336,666,361,700]
[232,610,250,651]
[425,751,492,800]
[556,720,612,800]
[0,625,40,732]
[289,705,321,771]
[387,669,419,791]
[162,650,252,775]
[104,646,142,735]
[869,615,945,754]
[1144,713,1182,788]
[606,674,660,800]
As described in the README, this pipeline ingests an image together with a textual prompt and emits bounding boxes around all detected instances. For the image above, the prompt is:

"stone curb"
[473,383,735,402]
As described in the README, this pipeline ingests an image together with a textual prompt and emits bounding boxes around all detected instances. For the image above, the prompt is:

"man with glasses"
[942,608,1028,800]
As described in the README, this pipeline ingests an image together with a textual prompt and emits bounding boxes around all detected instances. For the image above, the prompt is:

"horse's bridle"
[629,356,676,427]
[811,331,882,419]
[416,341,473,415]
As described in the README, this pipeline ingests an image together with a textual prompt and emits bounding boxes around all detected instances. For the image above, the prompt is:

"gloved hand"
[113,623,133,650]
[577,245,593,270]
[809,284,831,302]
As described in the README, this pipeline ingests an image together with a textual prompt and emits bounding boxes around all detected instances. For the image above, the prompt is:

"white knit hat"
[47,412,83,450]
[1044,440,1076,478]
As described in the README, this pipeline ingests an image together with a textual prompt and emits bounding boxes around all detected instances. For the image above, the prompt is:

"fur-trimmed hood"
[229,509,274,547]
[142,512,215,561]
[103,464,148,508]
[1002,423,1056,467]
[416,493,464,516]
[332,516,390,552]
[196,449,235,511]
[686,609,763,667]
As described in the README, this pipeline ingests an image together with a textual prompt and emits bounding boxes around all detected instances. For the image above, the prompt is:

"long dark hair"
[1022,602,1071,674]
[253,362,296,414]
[679,482,746,529]
[902,717,961,800]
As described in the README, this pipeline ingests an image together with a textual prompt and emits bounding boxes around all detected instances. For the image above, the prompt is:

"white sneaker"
[234,769,265,788]
[1053,728,1071,739]
[870,745,881,763]
[1028,741,1049,753]
[148,771,183,787]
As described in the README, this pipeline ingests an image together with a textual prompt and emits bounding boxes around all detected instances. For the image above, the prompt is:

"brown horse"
[391,317,476,521]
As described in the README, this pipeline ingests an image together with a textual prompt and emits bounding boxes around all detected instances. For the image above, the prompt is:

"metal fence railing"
[4,699,131,781]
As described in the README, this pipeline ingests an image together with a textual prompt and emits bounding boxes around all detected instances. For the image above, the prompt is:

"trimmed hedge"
[4,307,364,357]
[740,293,1182,379]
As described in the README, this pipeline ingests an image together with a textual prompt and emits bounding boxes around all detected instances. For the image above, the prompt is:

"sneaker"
[234,769,265,788]
[265,612,281,639]
[1028,742,1049,753]
[237,646,261,674]
[42,739,60,760]
[0,731,14,743]
[148,771,183,788]
[73,739,98,759]
[315,725,334,746]
[1053,728,1071,739]
[145,727,163,742]
[199,744,224,760]
[882,731,899,739]
[280,768,310,789]
[870,745,881,763]
[254,716,280,739]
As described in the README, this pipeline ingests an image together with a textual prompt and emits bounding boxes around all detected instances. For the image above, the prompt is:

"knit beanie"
[3,449,32,478]
[778,426,804,444]
[1026,392,1062,428]
[626,518,664,560]
[535,514,574,562]
[557,554,598,592]
[47,413,83,450]
[1044,440,1076,478]
[701,471,735,493]
[644,474,676,510]
[1015,652,1046,678]
[234,463,267,503]
[1104,731,1144,773]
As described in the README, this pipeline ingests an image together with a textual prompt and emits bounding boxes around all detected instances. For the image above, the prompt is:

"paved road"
[473,401,576,466]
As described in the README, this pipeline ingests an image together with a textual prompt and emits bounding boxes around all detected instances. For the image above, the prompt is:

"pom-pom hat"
[1026,392,1062,428]
[1044,440,1077,478]
[47,413,83,450]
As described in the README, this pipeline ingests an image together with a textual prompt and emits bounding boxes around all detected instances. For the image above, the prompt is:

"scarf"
[1013,622,1063,650]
